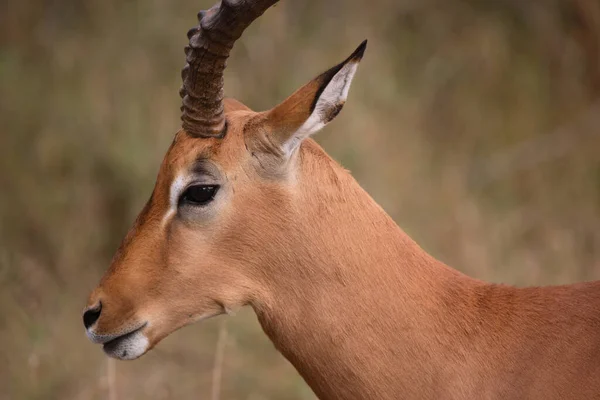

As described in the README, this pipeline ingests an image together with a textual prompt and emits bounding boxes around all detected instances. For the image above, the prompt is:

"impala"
[83,1,600,398]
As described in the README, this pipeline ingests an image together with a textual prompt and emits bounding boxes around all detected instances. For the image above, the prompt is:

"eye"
[179,185,219,206]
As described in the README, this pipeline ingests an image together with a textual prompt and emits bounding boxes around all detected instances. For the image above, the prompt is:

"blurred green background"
[1,0,599,398]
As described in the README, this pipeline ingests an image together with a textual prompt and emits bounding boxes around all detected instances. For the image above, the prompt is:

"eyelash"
[179,185,220,206]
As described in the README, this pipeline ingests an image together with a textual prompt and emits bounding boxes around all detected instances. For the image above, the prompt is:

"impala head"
[84,0,365,360]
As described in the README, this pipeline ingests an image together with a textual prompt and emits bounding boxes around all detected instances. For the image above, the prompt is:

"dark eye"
[180,185,219,206]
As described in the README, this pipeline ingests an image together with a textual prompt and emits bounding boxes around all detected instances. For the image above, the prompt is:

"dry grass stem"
[211,320,229,400]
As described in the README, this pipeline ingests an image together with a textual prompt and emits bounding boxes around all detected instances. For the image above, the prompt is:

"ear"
[264,40,367,156]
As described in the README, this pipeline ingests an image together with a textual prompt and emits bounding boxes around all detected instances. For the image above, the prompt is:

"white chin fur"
[103,330,149,360]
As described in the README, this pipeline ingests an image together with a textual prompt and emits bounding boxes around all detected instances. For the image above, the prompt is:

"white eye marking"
[162,174,188,227]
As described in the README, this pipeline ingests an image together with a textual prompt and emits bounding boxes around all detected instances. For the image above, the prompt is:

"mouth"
[96,323,149,360]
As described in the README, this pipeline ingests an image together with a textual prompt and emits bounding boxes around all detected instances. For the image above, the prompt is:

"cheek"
[163,213,257,300]
[161,239,222,294]
[143,279,222,331]
[168,251,252,308]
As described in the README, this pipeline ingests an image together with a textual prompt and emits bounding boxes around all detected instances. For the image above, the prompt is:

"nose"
[83,301,102,330]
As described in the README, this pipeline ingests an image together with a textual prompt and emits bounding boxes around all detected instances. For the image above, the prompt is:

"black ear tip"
[350,39,368,61]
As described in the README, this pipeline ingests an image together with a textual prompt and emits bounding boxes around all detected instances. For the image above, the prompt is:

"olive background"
[1,0,599,399]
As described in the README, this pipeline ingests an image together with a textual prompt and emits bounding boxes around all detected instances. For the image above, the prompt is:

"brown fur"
[86,57,600,400]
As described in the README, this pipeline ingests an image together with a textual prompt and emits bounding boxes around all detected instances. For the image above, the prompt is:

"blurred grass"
[1,0,599,398]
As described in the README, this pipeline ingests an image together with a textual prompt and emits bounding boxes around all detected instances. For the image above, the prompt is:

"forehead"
[163,112,253,176]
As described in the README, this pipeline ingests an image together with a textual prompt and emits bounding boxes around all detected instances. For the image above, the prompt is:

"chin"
[102,329,150,360]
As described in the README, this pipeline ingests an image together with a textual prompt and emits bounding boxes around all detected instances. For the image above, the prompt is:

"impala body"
[83,1,600,399]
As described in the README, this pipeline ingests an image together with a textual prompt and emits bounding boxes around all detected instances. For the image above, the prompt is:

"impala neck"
[251,141,480,399]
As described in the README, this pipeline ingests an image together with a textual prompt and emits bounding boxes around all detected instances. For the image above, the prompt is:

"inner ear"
[262,40,367,156]
[224,98,253,113]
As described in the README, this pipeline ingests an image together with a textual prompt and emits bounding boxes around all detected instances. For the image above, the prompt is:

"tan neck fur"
[250,140,474,398]
[248,140,600,400]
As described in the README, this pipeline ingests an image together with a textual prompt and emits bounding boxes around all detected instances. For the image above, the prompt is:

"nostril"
[83,302,102,329]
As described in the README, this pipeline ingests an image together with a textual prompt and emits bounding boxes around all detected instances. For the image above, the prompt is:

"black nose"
[83,302,102,329]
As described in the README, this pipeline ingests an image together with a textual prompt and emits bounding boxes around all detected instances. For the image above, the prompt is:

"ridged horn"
[180,0,279,138]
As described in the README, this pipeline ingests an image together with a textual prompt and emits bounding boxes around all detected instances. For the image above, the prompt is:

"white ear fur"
[281,56,362,156]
